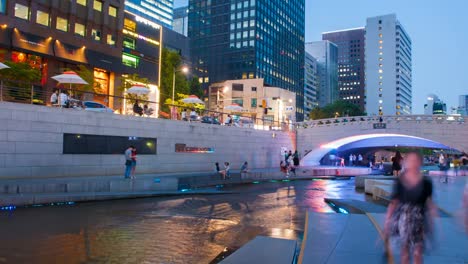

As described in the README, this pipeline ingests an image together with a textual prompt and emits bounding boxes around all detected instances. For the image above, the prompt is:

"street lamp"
[171,66,189,119]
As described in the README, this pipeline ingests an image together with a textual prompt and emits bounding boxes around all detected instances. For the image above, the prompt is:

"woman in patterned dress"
[384,151,438,264]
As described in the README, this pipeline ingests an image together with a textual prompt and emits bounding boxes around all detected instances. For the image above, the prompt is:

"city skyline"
[175,0,468,114]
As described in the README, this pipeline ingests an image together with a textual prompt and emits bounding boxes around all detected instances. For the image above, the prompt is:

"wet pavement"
[0,178,367,264]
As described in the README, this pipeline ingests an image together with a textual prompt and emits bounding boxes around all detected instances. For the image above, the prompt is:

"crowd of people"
[280,150,300,177]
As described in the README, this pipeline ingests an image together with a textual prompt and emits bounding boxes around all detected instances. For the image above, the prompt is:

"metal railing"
[0,80,292,132]
[295,115,465,129]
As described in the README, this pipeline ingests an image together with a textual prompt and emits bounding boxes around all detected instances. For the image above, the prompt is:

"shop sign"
[175,143,214,153]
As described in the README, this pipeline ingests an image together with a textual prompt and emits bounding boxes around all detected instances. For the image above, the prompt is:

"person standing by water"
[124,146,134,179]
[384,151,437,264]
[130,147,137,179]
[392,151,403,177]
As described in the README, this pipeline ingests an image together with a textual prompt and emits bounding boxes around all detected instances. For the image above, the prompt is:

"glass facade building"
[173,6,188,36]
[305,41,338,108]
[322,28,365,111]
[125,0,174,29]
[188,0,305,120]
[304,52,318,118]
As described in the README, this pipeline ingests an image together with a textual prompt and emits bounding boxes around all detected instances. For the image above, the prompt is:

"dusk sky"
[175,0,468,113]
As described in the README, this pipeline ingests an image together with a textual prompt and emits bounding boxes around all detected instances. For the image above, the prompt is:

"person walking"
[349,154,353,166]
[59,91,68,108]
[181,109,188,121]
[130,147,137,179]
[392,151,403,177]
[124,146,134,179]
[340,157,345,167]
[384,151,437,264]
[358,154,363,166]
[240,161,249,179]
[293,150,300,167]
[220,162,230,180]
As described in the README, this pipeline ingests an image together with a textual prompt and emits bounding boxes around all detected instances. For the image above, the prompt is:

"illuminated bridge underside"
[301,134,455,166]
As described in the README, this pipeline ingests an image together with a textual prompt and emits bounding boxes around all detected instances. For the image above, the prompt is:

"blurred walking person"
[124,146,134,179]
[293,150,300,167]
[130,147,137,179]
[384,151,437,264]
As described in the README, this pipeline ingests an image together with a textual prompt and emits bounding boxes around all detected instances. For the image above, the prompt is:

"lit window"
[36,10,49,26]
[379,52,383,55]
[14,3,29,20]
[77,0,87,6]
[122,53,139,68]
[93,0,102,11]
[378,69,383,73]
[199,77,203,83]
[379,40,383,44]
[379,33,382,38]
[123,37,136,49]
[379,100,383,104]
[379,64,383,67]
[56,17,68,32]
[379,76,383,80]
[124,18,136,31]
[74,23,85,36]
[107,34,115,46]
[379,82,382,86]
[379,46,383,49]
[204,77,209,82]
[109,6,117,17]
[92,29,101,41]
[379,57,383,61]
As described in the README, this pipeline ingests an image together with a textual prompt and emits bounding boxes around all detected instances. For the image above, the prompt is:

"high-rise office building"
[424,94,446,115]
[305,41,338,107]
[125,0,174,29]
[322,28,365,111]
[173,6,188,36]
[459,95,468,116]
[188,0,305,120]
[365,14,412,116]
[304,52,319,118]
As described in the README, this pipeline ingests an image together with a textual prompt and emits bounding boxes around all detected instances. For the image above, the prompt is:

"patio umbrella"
[224,104,243,112]
[51,71,88,90]
[127,84,150,95]
[0,62,9,69]
[182,95,204,104]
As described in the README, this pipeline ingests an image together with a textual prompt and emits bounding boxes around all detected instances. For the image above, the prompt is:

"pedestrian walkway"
[298,209,468,263]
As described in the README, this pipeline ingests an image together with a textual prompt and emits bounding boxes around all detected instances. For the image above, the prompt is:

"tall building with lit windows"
[305,41,338,108]
[124,0,174,29]
[188,0,305,120]
[365,14,412,116]
[322,28,365,111]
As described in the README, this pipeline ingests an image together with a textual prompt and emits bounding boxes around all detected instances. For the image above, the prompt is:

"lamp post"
[171,66,189,119]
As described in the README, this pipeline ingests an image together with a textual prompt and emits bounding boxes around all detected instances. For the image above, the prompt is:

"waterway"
[0,178,368,264]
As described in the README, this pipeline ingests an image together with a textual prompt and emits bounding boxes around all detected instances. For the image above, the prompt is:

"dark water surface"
[0,179,367,264]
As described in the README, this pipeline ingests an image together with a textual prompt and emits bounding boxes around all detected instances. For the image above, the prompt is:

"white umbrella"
[127,84,150,95]
[51,71,88,86]
[182,95,204,104]
[224,104,243,112]
[0,62,9,70]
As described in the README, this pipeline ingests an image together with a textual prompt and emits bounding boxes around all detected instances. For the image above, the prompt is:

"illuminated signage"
[123,29,160,46]
[373,123,387,129]
[175,144,214,153]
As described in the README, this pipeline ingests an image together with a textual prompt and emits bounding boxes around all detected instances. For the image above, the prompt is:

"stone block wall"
[0,102,294,179]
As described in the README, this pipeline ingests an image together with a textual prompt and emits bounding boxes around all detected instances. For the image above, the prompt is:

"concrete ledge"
[364,179,394,195]
[220,236,297,264]
[355,175,395,189]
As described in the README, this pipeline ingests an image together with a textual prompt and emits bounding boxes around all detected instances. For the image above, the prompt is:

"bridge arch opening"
[301,133,460,167]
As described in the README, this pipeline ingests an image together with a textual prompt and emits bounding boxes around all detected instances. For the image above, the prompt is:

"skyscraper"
[322,28,365,111]
[125,0,174,29]
[459,95,468,116]
[305,41,338,107]
[304,52,319,118]
[365,14,412,116]
[188,0,305,120]
[424,94,446,115]
[173,6,188,36]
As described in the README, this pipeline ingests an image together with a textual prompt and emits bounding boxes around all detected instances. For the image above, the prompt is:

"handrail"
[295,115,465,129]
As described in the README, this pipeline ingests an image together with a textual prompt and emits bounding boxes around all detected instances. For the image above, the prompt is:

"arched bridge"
[296,115,467,166]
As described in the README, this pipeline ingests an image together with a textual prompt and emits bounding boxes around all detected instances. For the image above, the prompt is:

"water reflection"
[0,178,363,263]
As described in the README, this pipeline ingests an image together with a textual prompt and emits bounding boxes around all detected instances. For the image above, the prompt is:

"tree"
[189,76,203,98]
[309,100,365,120]
[0,61,41,102]
[159,48,189,112]
[74,65,101,93]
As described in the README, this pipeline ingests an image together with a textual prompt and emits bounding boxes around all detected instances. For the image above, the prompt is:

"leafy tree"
[0,61,41,102]
[164,93,205,113]
[189,76,203,98]
[309,100,365,120]
[74,65,101,93]
[160,48,190,112]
